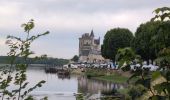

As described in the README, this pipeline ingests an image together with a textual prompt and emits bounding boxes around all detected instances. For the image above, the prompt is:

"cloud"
[0,38,9,56]
[0,0,170,58]
[0,0,168,32]
[0,38,5,46]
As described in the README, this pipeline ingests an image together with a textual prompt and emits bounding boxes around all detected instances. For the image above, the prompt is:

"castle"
[79,30,104,63]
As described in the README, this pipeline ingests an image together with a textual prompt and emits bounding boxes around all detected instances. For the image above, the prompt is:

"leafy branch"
[0,19,49,100]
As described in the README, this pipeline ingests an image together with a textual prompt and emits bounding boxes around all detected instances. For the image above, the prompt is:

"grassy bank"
[93,73,128,83]
[85,69,129,83]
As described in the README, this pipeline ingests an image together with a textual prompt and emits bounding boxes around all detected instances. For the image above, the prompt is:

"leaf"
[153,82,170,94]
[40,96,48,100]
[152,71,161,81]
[24,95,34,100]
[40,80,46,84]
[135,78,151,89]
[154,8,161,14]
[149,95,166,100]
[127,74,139,83]
[153,7,170,21]
[121,64,131,72]
[2,19,49,100]
[21,82,29,89]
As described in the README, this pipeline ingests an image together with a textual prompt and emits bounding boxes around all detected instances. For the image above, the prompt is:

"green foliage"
[149,95,167,100]
[133,19,170,64]
[85,69,128,83]
[155,48,170,68]
[0,56,69,66]
[151,21,170,54]
[94,73,128,83]
[71,55,79,62]
[101,28,134,61]
[24,95,34,100]
[128,85,146,100]
[151,7,170,22]
[152,47,170,99]
[76,93,84,100]
[116,47,136,68]
[150,8,170,99]
[85,68,105,78]
[119,50,170,100]
[0,19,49,100]
[151,71,161,81]
[116,7,170,100]
[133,21,161,62]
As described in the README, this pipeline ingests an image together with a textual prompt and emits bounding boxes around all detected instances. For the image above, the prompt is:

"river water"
[4,67,127,100]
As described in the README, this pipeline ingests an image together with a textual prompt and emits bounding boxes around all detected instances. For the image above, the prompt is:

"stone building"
[79,30,105,63]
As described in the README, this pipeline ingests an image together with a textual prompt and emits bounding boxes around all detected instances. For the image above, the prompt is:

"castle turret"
[90,30,94,37]
[79,30,104,63]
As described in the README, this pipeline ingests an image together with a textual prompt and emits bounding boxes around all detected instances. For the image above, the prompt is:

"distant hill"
[0,56,69,66]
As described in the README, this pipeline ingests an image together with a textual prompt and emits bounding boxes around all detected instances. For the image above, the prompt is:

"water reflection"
[42,67,127,99]
[78,76,127,95]
[27,67,77,100]
[0,67,127,100]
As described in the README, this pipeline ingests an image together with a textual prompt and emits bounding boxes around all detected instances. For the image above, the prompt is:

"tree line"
[101,12,170,64]
[0,56,69,66]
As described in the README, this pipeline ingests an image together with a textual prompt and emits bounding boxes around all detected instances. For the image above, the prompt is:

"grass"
[93,73,128,83]
[85,68,129,83]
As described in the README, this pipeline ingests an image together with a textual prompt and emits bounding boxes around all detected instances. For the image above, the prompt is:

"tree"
[133,21,161,63]
[71,55,79,62]
[152,21,170,50]
[101,28,134,62]
[116,47,137,68]
[133,20,170,64]
[117,7,170,100]
[151,7,170,22]
[150,7,170,100]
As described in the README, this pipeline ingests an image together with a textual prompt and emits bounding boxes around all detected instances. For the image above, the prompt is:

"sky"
[0,0,170,59]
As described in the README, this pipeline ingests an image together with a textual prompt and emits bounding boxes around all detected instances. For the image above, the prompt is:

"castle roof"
[82,33,90,38]
[80,31,100,44]
[90,30,94,37]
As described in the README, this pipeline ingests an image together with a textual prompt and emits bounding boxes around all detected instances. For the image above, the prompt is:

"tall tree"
[101,28,134,62]
[117,7,170,100]
[133,21,161,63]
[134,20,170,63]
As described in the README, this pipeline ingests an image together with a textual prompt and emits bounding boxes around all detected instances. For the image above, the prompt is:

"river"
[3,67,127,100]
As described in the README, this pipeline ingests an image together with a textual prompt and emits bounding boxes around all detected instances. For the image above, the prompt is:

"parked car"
[93,64,100,68]
[70,64,78,69]
[63,64,69,69]
[100,64,108,68]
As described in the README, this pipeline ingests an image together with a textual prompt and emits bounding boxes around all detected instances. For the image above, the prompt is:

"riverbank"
[71,68,130,83]
[92,73,128,83]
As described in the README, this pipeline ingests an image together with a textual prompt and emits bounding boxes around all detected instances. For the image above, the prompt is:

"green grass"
[85,69,128,83]
[93,73,128,83]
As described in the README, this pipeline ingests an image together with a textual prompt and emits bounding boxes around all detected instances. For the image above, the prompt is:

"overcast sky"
[0,0,169,59]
